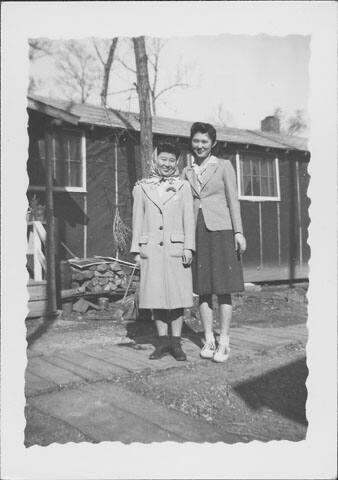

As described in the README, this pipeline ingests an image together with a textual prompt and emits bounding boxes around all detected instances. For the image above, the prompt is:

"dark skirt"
[192,209,244,295]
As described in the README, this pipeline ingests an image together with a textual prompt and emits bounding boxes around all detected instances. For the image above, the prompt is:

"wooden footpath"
[26,323,307,398]
[25,322,307,444]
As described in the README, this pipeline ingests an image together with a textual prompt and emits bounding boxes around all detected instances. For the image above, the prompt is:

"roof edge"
[28,96,80,126]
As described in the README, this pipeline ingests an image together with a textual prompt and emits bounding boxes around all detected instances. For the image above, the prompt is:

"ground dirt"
[25,283,308,445]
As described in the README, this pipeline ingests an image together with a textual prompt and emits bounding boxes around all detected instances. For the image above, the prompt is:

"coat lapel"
[162,179,184,206]
[141,183,163,211]
[184,167,200,196]
[200,156,219,192]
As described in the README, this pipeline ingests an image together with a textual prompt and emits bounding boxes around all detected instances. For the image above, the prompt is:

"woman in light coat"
[182,122,247,363]
[131,142,195,361]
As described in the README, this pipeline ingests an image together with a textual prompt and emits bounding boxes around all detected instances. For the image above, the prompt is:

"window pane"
[261,159,269,176]
[241,159,251,175]
[57,132,82,187]
[243,175,252,196]
[271,174,277,196]
[252,176,260,196]
[55,159,65,185]
[69,137,81,160]
[252,161,260,176]
[69,162,81,187]
[261,177,270,196]
[239,154,279,199]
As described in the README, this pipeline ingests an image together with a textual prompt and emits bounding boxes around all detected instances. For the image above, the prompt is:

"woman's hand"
[234,233,247,254]
[134,254,141,266]
[182,249,193,266]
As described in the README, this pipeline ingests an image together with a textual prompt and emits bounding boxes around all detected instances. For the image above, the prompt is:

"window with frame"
[30,129,84,190]
[236,153,280,201]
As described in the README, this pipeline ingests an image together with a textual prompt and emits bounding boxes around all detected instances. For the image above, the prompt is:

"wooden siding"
[86,135,135,260]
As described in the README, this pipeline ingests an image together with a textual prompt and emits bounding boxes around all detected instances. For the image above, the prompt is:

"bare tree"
[93,38,118,107]
[133,36,153,177]
[273,106,307,136]
[146,39,190,116]
[212,104,235,128]
[116,38,191,116]
[28,77,44,96]
[28,38,53,61]
[54,40,100,103]
[287,109,307,136]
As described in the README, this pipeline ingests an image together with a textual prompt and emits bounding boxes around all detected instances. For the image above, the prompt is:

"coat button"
[159,226,163,230]
[159,241,164,246]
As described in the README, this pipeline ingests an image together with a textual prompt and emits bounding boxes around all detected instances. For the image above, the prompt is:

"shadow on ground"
[26,314,59,348]
[233,357,308,425]
[124,315,204,350]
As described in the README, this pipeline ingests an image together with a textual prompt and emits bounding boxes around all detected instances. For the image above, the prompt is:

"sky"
[30,34,310,132]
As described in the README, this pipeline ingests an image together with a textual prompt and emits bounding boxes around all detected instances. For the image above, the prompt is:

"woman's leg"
[214,294,232,363]
[168,308,186,361]
[149,309,170,360]
[199,295,216,358]
[218,294,232,343]
[199,294,214,342]
[154,318,169,337]
[170,308,184,337]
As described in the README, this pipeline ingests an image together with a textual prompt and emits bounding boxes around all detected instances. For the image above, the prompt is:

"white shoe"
[213,344,230,363]
[200,341,216,359]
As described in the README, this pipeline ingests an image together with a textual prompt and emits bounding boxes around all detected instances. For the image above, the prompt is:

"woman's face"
[191,132,215,161]
[156,151,177,176]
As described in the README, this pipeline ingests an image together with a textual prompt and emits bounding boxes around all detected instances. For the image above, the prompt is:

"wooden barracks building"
[26,95,310,314]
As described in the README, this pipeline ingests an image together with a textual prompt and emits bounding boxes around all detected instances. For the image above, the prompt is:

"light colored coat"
[182,156,243,233]
[130,178,195,309]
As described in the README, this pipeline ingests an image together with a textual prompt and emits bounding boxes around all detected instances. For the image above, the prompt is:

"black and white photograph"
[1,2,337,479]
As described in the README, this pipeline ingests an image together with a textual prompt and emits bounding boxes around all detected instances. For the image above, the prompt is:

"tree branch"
[155,82,190,100]
[117,57,136,74]
[29,39,53,61]
[92,39,105,66]
[107,87,136,96]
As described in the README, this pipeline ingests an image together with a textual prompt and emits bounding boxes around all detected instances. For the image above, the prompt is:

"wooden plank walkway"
[28,382,240,443]
[26,323,307,398]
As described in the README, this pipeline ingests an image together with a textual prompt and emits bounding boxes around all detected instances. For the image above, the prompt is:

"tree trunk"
[133,36,153,177]
[100,38,118,107]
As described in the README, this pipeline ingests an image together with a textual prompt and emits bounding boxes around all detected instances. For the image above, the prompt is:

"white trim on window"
[235,152,241,197]
[236,154,281,202]
[275,156,281,200]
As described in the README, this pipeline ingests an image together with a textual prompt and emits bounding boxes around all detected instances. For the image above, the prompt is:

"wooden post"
[44,128,58,316]
[288,155,297,286]
[114,135,119,260]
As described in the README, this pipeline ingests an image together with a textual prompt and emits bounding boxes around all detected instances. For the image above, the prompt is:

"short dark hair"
[157,142,179,158]
[190,122,217,144]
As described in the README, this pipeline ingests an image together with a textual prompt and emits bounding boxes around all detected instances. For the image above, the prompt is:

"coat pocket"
[139,235,150,259]
[169,233,185,258]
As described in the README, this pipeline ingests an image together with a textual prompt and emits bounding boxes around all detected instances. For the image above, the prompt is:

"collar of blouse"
[191,155,217,182]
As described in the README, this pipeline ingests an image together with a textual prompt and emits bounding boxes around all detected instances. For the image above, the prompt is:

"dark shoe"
[170,337,187,361]
[149,336,170,360]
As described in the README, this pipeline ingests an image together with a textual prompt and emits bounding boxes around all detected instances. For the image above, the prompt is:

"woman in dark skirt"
[182,122,247,363]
